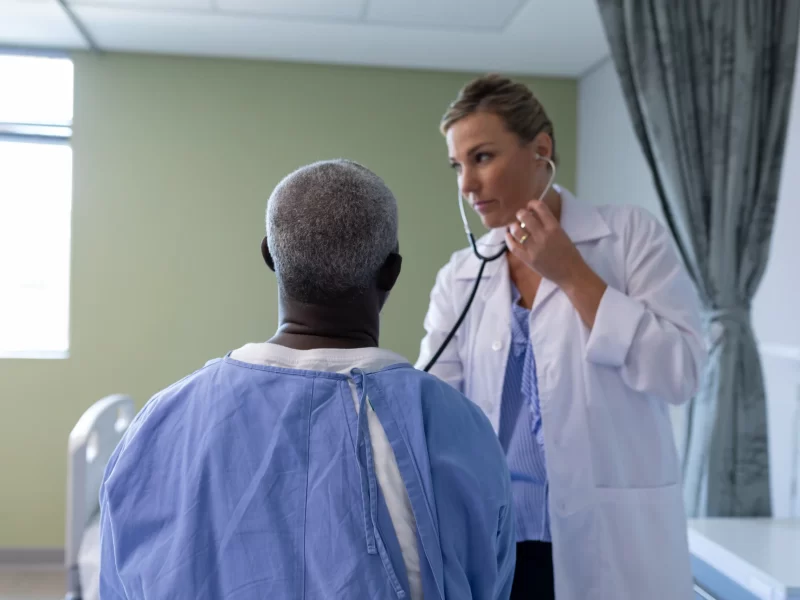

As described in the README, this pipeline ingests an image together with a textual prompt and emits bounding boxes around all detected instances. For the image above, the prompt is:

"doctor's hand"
[505,200,586,286]
[506,200,608,328]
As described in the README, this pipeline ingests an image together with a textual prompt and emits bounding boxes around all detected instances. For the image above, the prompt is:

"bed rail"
[65,394,135,599]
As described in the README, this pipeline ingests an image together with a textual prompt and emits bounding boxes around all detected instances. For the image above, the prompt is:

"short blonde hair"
[440,73,558,163]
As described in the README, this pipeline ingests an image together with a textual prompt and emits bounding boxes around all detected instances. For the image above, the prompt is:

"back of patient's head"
[267,159,398,304]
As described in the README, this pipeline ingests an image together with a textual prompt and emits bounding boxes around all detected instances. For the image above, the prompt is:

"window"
[0,54,73,358]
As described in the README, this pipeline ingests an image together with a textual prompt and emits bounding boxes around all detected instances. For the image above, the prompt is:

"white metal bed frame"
[64,394,135,600]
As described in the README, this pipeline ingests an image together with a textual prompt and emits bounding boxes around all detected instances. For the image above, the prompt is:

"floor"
[0,567,63,600]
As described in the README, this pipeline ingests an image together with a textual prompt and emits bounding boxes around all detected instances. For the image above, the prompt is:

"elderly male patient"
[98,159,515,600]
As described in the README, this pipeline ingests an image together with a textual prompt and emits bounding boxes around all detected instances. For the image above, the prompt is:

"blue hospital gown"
[98,351,515,599]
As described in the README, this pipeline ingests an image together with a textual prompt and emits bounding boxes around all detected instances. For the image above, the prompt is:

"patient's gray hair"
[266,159,399,304]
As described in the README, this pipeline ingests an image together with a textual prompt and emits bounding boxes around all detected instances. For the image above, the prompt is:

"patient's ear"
[261,237,275,272]
[377,252,402,292]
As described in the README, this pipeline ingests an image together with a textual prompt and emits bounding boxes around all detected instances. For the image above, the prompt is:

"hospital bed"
[689,518,800,600]
[65,394,135,600]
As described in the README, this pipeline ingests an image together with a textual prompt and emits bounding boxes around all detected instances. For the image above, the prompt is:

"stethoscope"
[422,154,557,373]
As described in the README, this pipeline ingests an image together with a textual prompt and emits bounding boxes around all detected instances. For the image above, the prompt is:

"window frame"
[0,50,74,359]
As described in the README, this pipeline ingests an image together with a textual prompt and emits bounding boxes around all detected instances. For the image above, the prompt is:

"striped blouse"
[497,284,551,543]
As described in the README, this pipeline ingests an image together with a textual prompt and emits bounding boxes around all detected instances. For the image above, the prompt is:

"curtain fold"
[596,0,800,516]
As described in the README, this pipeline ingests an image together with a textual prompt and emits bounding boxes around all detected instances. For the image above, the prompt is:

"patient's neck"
[270,294,381,350]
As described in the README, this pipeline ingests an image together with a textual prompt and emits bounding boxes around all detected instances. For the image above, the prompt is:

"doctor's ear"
[531,131,553,163]
[261,237,275,272]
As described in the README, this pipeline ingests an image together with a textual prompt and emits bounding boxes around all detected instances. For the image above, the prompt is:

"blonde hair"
[440,73,558,163]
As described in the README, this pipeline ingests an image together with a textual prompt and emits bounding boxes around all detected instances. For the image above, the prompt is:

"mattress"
[77,513,100,600]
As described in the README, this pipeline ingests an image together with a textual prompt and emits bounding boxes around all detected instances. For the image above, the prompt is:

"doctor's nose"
[459,168,480,199]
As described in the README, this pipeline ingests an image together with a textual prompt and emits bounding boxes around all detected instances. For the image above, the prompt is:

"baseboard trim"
[0,547,64,568]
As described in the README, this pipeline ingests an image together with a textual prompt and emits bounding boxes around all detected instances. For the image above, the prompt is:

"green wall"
[0,52,576,547]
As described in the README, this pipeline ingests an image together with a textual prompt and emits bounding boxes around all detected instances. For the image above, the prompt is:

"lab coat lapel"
[531,186,612,319]
[451,228,507,282]
[452,228,509,307]
[453,228,510,428]
[475,258,511,429]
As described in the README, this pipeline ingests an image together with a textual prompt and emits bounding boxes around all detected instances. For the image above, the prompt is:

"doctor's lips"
[472,199,498,214]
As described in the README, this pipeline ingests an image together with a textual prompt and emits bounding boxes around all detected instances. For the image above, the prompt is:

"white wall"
[753,51,800,516]
[577,58,664,219]
[577,57,800,517]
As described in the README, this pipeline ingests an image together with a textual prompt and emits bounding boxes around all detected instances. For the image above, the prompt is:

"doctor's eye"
[475,152,492,164]
[449,162,462,173]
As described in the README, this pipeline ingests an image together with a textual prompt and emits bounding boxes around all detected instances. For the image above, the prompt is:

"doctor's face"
[446,111,544,230]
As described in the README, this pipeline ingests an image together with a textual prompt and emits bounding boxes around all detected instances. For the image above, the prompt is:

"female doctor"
[416,74,707,600]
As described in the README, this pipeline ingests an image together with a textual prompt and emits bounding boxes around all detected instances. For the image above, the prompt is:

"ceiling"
[0,0,610,77]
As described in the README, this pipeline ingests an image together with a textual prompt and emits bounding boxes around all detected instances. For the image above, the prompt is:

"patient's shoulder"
[111,359,225,458]
[379,367,505,467]
[397,368,510,504]
[101,359,228,499]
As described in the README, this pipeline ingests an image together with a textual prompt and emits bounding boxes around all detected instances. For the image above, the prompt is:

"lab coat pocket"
[585,368,679,489]
[594,483,693,599]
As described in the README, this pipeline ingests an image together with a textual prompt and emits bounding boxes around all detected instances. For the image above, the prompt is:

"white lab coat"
[416,186,706,600]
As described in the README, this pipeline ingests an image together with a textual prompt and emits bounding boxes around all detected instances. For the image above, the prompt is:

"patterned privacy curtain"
[595,1,800,517]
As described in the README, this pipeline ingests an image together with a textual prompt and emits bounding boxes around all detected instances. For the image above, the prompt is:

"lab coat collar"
[454,185,611,281]
[557,185,612,245]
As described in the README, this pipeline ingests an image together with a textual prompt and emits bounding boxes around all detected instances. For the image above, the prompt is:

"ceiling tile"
[215,0,367,21]
[71,3,606,77]
[1,0,608,78]
[69,0,213,10]
[364,0,527,31]
[0,1,87,49]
